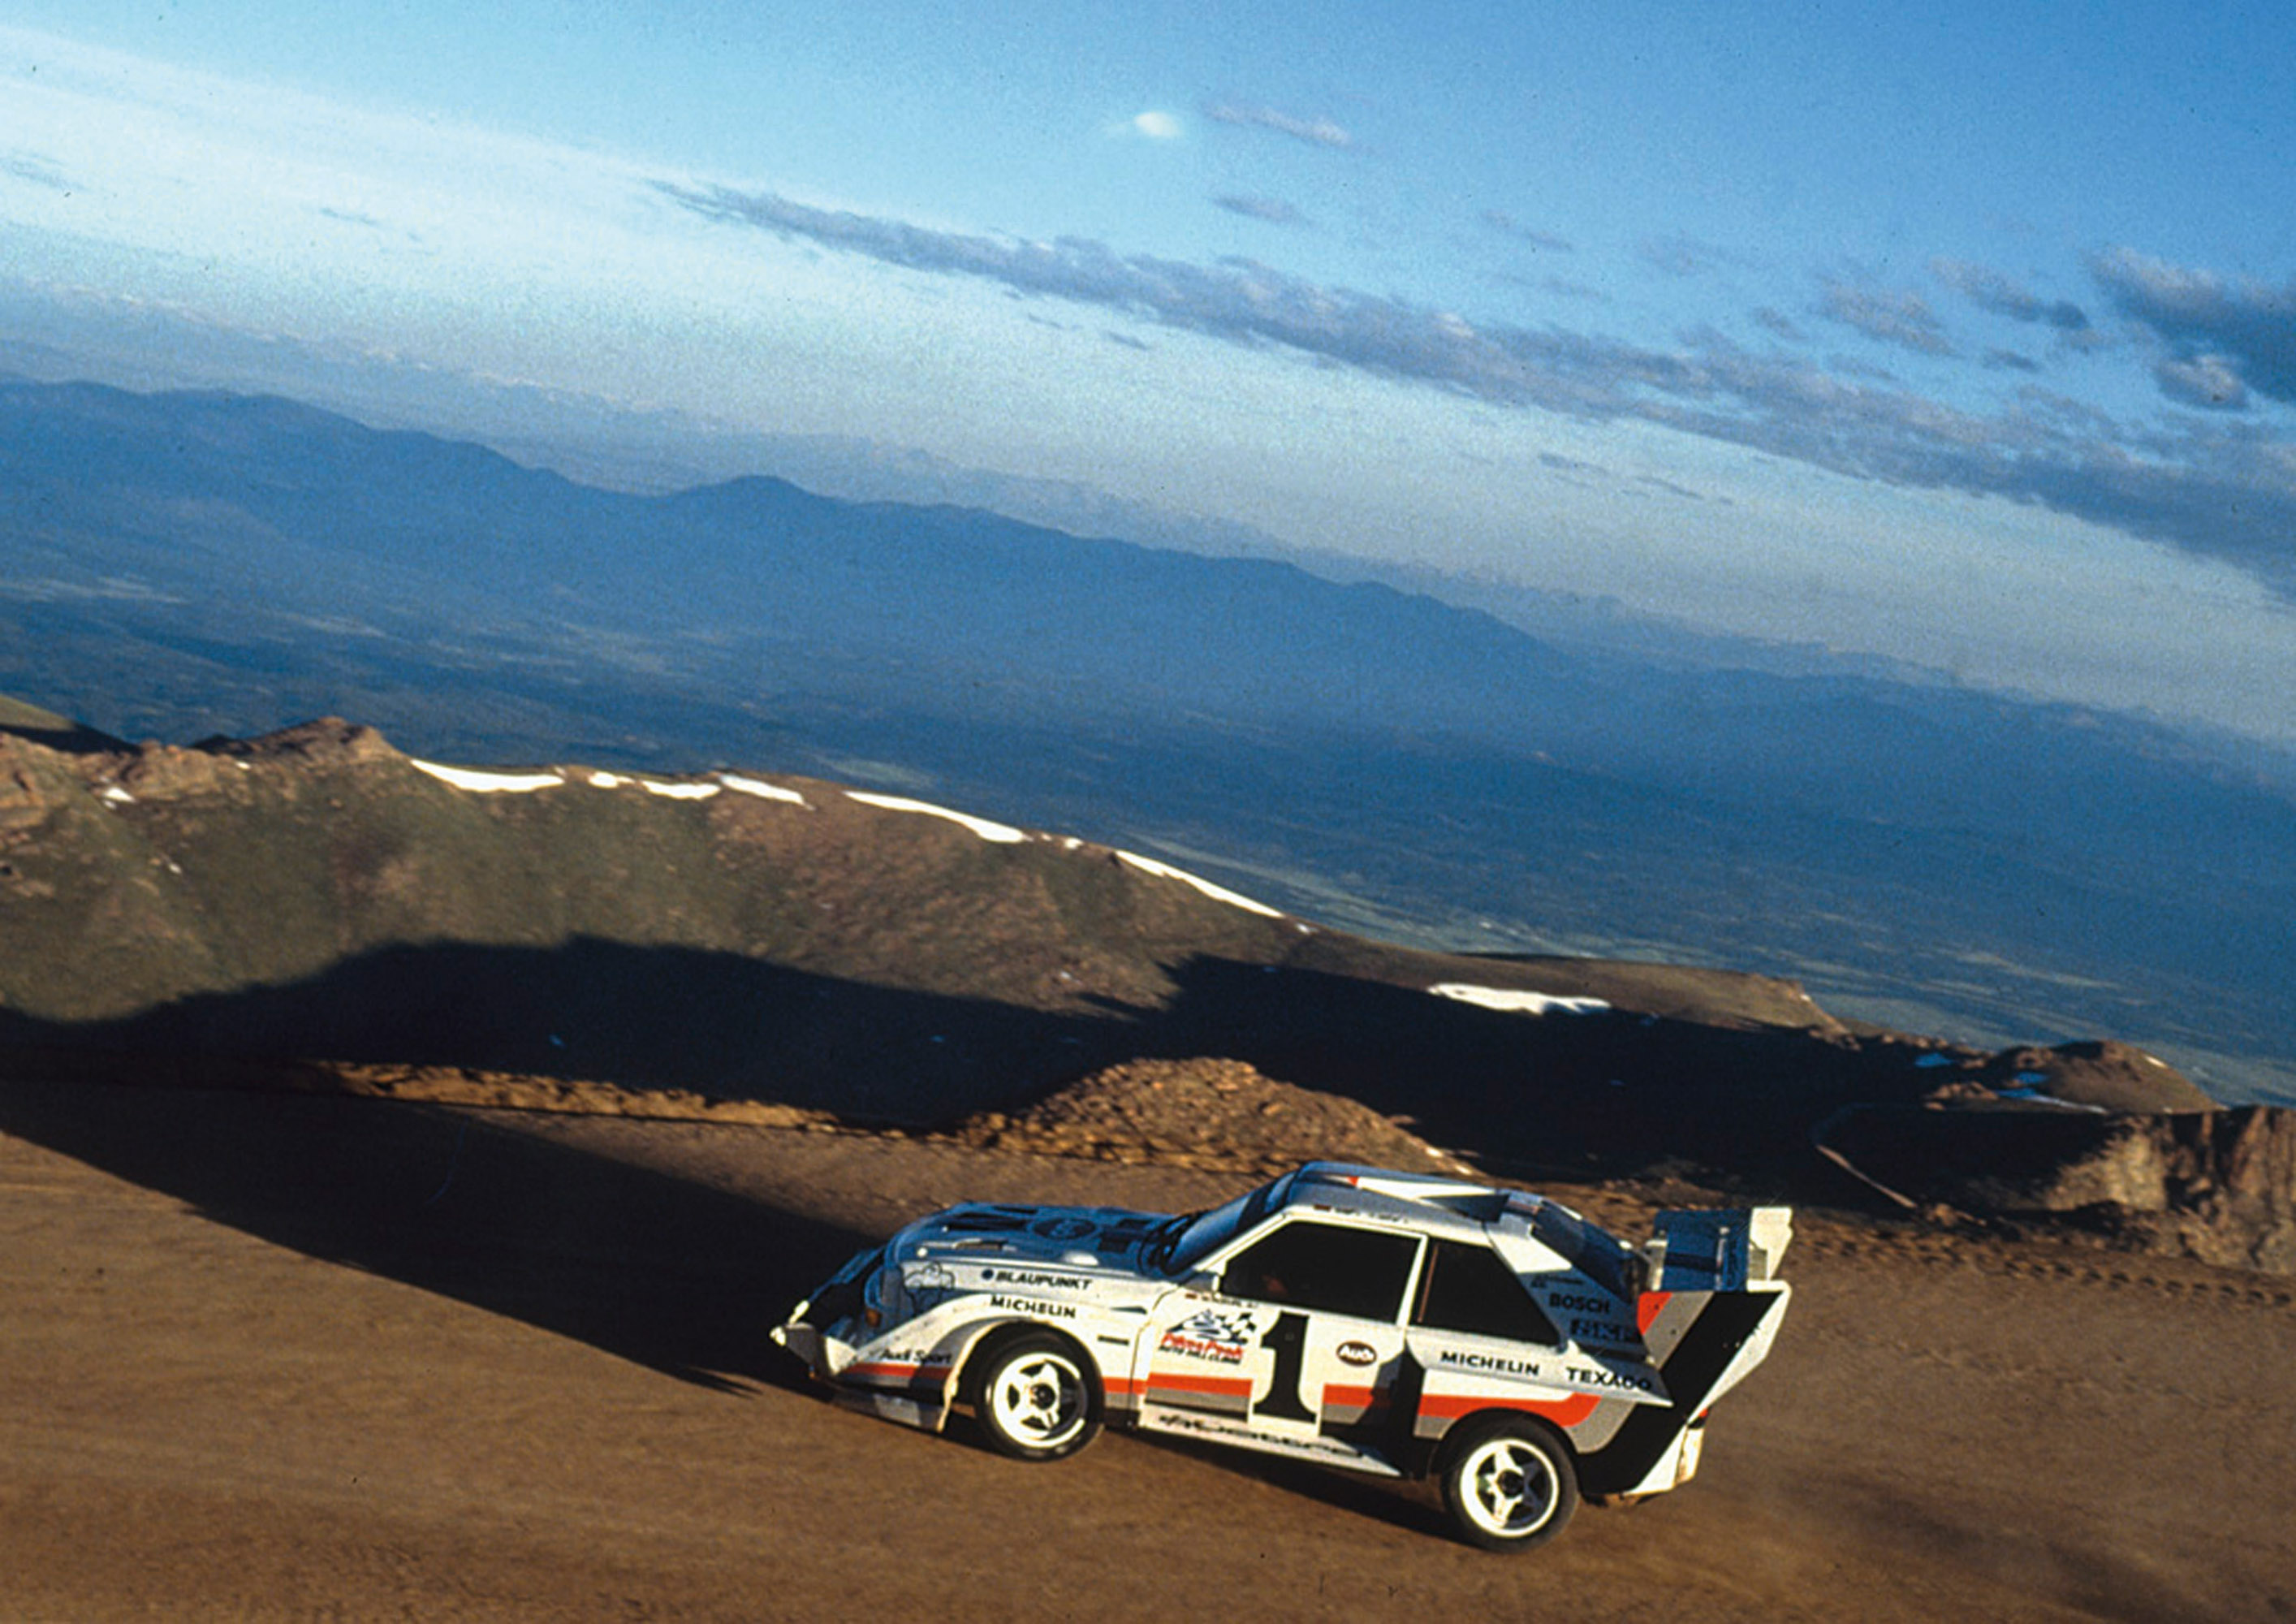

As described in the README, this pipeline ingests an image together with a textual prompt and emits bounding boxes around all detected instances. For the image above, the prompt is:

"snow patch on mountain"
[846,791,1027,843]
[721,774,808,806]
[411,760,565,793]
[1116,850,1283,918]
[1428,983,1612,1017]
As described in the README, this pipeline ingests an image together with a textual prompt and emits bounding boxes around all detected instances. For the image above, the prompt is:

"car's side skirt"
[1133,1407,1406,1477]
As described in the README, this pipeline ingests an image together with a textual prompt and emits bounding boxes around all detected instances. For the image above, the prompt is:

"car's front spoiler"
[770,1315,827,1373]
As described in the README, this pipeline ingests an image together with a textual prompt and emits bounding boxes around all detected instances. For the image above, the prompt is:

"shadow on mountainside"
[1142,956,1934,1190]
[0,1075,874,1390]
[0,937,1947,1197]
[0,702,126,757]
[0,938,1148,1124]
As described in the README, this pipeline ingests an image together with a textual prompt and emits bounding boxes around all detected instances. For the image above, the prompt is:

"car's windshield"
[1158,1172,1293,1275]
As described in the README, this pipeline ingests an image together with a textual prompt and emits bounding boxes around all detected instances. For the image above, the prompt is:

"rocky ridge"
[3,710,2290,1272]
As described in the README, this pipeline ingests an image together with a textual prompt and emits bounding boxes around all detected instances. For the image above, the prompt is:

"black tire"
[1438,1415,1579,1552]
[966,1331,1103,1462]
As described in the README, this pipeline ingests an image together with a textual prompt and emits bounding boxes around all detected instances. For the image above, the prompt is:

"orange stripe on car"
[1146,1372,1255,1397]
[1418,1391,1599,1426]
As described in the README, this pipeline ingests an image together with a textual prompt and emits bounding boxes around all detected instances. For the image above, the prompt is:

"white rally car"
[774,1162,1791,1550]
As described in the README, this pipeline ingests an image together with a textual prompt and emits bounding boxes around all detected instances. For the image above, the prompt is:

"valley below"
[8,378,2294,1108]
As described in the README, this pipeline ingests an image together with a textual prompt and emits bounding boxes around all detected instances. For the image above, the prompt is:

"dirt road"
[4,1078,2293,1621]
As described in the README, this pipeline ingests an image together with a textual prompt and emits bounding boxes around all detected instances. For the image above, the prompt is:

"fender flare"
[938,1316,1103,1432]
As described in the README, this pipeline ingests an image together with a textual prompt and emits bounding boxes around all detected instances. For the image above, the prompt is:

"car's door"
[1134,1217,1423,1467]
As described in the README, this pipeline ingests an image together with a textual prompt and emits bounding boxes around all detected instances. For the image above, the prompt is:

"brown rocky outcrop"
[947,1057,1474,1178]
[1821,1102,2296,1273]
[1966,1039,2217,1112]
[109,744,231,800]
[199,718,400,768]
[0,736,53,832]
[41,719,398,805]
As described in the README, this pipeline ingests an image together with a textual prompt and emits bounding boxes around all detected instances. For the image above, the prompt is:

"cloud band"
[658,181,2296,594]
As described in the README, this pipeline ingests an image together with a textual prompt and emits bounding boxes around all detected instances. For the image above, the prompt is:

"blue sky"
[4,2,2295,741]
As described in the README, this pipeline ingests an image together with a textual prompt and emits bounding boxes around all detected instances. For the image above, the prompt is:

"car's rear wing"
[1646,1206,1792,1290]
[1568,1206,1793,1501]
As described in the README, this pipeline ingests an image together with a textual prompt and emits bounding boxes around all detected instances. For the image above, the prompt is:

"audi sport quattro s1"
[773,1161,1791,1550]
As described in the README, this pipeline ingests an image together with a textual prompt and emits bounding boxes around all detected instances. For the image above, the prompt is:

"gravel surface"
[5,1078,2293,1620]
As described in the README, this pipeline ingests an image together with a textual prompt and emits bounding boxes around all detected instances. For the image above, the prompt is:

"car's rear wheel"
[969,1332,1103,1461]
[1439,1415,1578,1551]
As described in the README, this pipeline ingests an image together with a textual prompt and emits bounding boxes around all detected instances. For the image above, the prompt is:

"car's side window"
[1219,1220,1420,1321]
[1412,1238,1563,1345]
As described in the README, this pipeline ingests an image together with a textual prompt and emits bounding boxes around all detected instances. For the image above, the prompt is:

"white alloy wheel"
[1441,1419,1578,1551]
[973,1333,1102,1461]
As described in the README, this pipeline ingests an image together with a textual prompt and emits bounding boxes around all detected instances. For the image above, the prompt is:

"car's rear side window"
[1219,1220,1421,1321]
[1413,1238,1561,1345]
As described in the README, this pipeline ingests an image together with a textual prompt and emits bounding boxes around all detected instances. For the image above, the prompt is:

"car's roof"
[1275,1162,1547,1246]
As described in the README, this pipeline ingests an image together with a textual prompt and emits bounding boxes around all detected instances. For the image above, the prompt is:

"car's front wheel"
[1439,1415,1579,1551]
[968,1332,1103,1461]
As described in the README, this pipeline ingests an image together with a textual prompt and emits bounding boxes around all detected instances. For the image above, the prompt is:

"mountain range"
[2,377,2291,1103]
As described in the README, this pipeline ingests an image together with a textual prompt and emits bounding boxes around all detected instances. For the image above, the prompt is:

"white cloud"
[0,24,952,429]
[2093,245,2296,408]
[2155,353,2249,411]
[1819,281,1957,356]
[1213,192,1306,226]
[1129,110,1183,140]
[1201,102,1354,151]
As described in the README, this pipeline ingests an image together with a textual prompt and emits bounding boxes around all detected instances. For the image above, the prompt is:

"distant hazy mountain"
[2,378,2290,1102]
